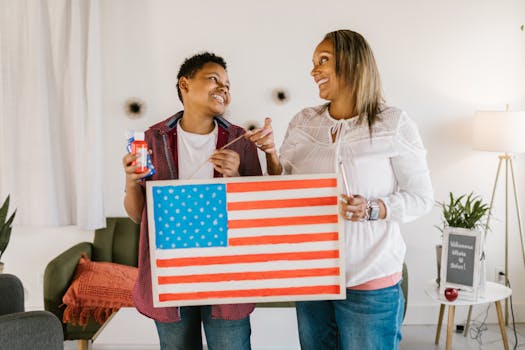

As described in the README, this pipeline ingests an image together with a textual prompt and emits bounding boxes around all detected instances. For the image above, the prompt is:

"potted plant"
[435,192,490,286]
[0,195,17,272]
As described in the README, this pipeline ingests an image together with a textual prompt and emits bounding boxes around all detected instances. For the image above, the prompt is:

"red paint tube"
[132,131,148,173]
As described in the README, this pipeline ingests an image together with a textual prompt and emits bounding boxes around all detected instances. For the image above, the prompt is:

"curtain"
[0,0,104,229]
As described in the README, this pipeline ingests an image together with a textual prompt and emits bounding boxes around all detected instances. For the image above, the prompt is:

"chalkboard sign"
[439,226,482,301]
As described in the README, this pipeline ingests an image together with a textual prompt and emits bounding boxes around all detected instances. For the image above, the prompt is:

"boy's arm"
[124,183,144,223]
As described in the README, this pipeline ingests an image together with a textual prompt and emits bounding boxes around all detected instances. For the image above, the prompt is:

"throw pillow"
[62,253,138,327]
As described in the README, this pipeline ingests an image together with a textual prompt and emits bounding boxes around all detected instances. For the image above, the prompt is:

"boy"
[122,52,261,350]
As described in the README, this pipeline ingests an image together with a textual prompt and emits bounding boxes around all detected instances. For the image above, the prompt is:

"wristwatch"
[367,200,380,221]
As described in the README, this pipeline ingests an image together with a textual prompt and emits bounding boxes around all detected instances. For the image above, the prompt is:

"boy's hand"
[122,153,150,186]
[244,117,276,155]
[210,149,240,177]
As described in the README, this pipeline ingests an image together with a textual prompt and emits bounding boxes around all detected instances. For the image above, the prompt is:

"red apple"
[444,288,459,301]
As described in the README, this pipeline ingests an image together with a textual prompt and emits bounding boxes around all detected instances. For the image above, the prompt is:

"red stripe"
[229,232,338,245]
[158,267,340,284]
[159,285,341,301]
[227,178,337,193]
[229,214,338,229]
[227,196,337,210]
[156,250,339,267]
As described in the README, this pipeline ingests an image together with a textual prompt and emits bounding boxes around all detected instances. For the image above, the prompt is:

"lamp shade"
[472,110,525,153]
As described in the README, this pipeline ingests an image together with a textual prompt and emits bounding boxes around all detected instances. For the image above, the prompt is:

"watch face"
[369,201,380,220]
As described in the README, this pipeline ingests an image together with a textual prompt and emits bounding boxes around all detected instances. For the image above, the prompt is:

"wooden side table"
[424,281,512,350]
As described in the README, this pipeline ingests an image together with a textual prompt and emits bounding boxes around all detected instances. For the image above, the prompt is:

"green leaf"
[0,196,16,260]
[0,195,9,226]
[437,192,491,232]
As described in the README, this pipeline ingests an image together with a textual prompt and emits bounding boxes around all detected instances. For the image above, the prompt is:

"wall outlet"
[494,267,505,284]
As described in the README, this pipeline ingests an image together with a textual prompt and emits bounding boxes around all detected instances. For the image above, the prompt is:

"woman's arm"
[378,112,434,223]
[244,117,282,175]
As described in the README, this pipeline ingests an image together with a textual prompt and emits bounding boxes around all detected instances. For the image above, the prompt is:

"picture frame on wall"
[439,226,483,301]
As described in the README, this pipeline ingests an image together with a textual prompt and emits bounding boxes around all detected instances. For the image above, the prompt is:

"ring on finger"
[345,210,353,219]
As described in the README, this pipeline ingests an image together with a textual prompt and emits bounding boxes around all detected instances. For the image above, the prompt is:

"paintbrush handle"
[188,133,246,179]
[219,133,245,150]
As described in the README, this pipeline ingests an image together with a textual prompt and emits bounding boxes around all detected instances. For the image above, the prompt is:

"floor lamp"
[471,108,525,325]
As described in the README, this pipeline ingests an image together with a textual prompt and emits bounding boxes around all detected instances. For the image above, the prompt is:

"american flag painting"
[146,174,345,307]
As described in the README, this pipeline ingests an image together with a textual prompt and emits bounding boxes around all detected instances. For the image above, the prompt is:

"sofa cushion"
[62,253,138,327]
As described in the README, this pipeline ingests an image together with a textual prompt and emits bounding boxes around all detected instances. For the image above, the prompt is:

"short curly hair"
[176,52,227,103]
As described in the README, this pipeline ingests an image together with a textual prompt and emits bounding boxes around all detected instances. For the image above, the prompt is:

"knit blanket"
[62,253,138,327]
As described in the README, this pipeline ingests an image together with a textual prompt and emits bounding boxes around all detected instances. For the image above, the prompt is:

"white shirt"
[177,121,218,180]
[279,104,434,287]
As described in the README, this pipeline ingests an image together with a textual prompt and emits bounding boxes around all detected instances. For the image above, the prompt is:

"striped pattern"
[147,174,345,307]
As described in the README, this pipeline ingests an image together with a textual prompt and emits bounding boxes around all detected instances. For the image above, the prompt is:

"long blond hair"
[324,30,384,129]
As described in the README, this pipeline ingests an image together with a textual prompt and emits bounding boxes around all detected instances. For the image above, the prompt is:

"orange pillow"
[62,253,138,327]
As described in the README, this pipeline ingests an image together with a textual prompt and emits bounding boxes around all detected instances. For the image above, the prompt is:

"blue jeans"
[154,306,251,350]
[296,282,404,350]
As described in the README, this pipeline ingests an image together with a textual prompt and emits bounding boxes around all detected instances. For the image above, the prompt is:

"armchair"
[0,273,63,350]
[44,217,140,350]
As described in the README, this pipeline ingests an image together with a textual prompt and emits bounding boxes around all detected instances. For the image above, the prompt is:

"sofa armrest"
[0,311,63,350]
[44,242,93,319]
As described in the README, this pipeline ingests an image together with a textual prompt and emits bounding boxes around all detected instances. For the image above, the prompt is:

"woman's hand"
[340,194,368,222]
[244,117,276,155]
[210,149,240,177]
[245,117,282,175]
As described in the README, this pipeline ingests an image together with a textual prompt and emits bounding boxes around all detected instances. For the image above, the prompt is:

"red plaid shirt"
[132,111,262,322]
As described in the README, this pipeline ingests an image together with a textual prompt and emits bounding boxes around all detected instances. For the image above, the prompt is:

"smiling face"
[310,39,350,102]
[179,62,231,116]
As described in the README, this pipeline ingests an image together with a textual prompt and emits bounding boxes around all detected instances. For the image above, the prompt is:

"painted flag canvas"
[146,173,345,307]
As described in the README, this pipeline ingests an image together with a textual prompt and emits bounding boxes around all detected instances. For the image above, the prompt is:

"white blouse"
[279,104,434,287]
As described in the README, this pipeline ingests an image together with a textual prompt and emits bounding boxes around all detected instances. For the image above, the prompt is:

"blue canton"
[152,184,228,249]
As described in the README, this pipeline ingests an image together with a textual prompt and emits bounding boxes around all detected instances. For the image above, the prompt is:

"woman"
[247,30,433,349]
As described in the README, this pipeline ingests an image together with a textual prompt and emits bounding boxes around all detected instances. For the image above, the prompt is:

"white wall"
[3,0,525,348]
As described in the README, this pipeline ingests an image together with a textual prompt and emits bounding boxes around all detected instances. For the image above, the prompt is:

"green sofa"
[44,217,140,350]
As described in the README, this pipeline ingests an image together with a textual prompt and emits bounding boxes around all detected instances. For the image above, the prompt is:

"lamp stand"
[464,153,525,335]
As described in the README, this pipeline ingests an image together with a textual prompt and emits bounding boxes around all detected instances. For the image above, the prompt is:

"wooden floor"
[64,323,525,350]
